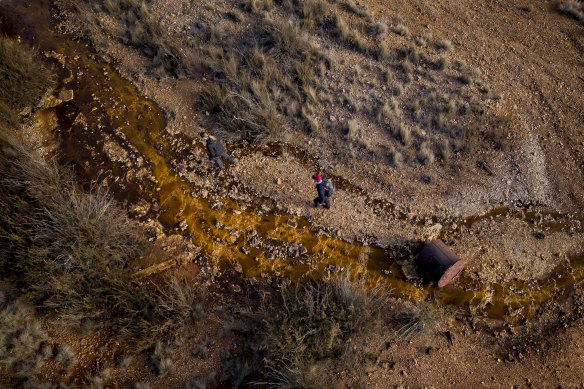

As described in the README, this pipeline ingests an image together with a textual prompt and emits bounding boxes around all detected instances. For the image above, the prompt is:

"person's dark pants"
[313,195,330,209]
[211,153,236,170]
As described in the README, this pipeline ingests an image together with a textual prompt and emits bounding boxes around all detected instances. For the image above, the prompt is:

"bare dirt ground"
[2,0,583,387]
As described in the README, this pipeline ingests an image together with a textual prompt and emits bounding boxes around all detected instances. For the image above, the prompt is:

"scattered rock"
[287,243,299,258]
[298,244,307,256]
[58,89,74,102]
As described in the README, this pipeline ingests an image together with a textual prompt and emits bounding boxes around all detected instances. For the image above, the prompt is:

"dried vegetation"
[0,39,204,355]
[221,275,395,387]
[62,0,507,169]
[557,0,584,21]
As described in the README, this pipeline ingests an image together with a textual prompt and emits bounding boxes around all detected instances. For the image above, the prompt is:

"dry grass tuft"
[345,0,372,19]
[297,0,329,26]
[435,39,453,52]
[346,119,359,141]
[334,13,367,52]
[417,142,435,165]
[0,295,51,384]
[392,301,445,341]
[227,274,392,387]
[373,21,389,37]
[151,341,175,377]
[245,0,274,13]
[0,38,54,114]
[261,18,324,59]
[391,23,409,36]
[377,42,389,60]
[557,0,584,21]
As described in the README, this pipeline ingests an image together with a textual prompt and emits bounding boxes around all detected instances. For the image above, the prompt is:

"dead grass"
[392,301,445,341]
[435,39,453,52]
[373,21,389,37]
[417,142,435,165]
[557,0,584,21]
[0,38,54,112]
[223,274,392,387]
[345,0,372,19]
[151,341,175,378]
[334,13,368,52]
[0,128,204,350]
[246,0,274,14]
[0,295,49,383]
[391,23,409,36]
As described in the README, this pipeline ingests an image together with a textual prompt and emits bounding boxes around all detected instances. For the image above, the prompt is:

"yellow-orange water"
[2,0,582,322]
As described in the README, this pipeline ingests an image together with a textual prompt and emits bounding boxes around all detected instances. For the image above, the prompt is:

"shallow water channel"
[2,0,583,322]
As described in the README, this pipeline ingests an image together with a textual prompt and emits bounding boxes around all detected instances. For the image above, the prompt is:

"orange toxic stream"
[3,0,582,323]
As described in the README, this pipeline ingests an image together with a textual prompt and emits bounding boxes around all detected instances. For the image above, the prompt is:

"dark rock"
[298,244,308,256]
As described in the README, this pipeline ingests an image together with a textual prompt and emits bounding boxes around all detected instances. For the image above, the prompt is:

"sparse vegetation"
[391,22,409,36]
[98,0,185,77]
[224,275,392,386]
[557,0,584,21]
[151,341,175,377]
[0,38,54,116]
[0,295,49,383]
[417,142,435,165]
[345,0,372,19]
[392,301,445,340]
[435,39,453,52]
[373,21,389,37]
[63,0,506,166]
[334,13,368,52]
